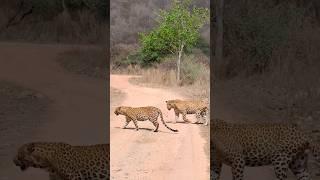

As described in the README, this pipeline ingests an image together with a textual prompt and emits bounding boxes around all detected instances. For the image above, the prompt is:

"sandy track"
[110,75,209,180]
[0,42,107,180]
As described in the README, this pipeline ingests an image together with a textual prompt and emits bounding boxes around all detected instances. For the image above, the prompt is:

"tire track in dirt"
[110,74,209,180]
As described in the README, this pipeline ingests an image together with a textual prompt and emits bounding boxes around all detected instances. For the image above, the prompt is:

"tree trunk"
[61,0,69,19]
[215,0,224,77]
[177,43,184,83]
[62,0,67,11]
[3,0,33,30]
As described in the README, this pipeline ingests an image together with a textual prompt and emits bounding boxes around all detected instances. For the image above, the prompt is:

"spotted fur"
[165,99,209,125]
[114,106,178,132]
[13,142,109,180]
[211,118,320,180]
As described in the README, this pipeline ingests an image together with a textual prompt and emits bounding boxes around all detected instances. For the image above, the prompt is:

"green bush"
[139,0,209,68]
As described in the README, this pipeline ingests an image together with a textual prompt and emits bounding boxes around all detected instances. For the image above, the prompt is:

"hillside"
[0,0,107,44]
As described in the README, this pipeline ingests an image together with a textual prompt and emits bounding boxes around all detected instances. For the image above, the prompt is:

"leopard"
[114,106,178,132]
[165,99,209,125]
[13,142,109,180]
[210,118,320,180]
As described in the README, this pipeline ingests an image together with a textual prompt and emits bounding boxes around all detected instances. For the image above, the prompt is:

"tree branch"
[5,0,33,29]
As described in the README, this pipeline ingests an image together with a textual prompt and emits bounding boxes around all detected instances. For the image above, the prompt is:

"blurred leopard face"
[114,107,121,115]
[13,143,49,171]
[13,143,35,171]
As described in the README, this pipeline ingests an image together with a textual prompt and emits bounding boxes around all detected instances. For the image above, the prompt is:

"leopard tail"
[159,110,178,132]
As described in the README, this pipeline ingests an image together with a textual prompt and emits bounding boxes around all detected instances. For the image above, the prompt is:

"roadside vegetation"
[111,0,210,99]
[213,2,320,173]
[56,47,106,79]
[213,0,320,125]
[0,0,107,44]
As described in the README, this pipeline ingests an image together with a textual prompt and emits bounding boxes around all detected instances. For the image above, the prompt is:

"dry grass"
[0,8,106,44]
[109,31,210,100]
[56,47,106,78]
[111,65,144,75]
[111,44,210,99]
[125,55,210,100]
[130,69,177,86]
[110,88,126,107]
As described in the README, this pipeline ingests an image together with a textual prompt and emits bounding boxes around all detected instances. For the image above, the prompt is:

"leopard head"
[165,101,172,110]
[114,106,121,115]
[166,100,180,110]
[13,143,51,171]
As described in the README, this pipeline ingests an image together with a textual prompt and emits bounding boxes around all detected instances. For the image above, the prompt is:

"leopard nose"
[20,165,27,171]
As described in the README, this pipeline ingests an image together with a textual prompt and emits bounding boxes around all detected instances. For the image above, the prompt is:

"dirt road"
[0,42,107,180]
[110,75,209,180]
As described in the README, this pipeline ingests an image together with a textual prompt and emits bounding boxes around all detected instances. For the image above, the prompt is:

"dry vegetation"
[0,0,107,44]
[110,0,209,45]
[110,0,210,98]
[110,0,210,100]
[213,0,320,124]
[56,47,107,79]
[212,2,320,172]
[111,43,210,100]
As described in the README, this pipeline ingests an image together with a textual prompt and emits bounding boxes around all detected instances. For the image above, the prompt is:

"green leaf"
[138,0,209,64]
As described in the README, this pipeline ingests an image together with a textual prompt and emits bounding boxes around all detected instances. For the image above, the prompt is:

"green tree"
[139,0,209,82]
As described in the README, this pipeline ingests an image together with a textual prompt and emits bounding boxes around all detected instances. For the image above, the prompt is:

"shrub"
[180,55,206,85]
[216,0,306,78]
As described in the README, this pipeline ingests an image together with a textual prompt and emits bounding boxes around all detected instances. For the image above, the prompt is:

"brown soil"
[129,75,210,163]
[0,81,50,177]
[0,42,107,180]
[110,74,209,180]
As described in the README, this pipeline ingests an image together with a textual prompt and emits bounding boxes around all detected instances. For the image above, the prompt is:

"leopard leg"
[173,110,179,123]
[272,153,291,180]
[211,162,222,180]
[194,110,201,124]
[231,156,245,180]
[289,153,311,180]
[122,117,131,129]
[152,120,159,132]
[202,110,208,126]
[211,144,222,180]
[182,111,191,123]
[132,118,139,131]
